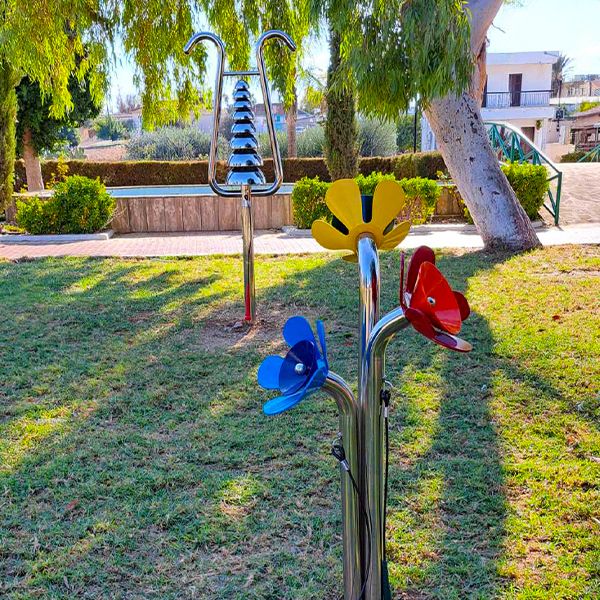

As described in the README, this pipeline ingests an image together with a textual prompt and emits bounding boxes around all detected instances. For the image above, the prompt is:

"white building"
[422,51,559,152]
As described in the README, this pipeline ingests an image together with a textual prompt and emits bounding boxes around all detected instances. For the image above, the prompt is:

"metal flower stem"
[357,234,410,600]
[323,373,362,600]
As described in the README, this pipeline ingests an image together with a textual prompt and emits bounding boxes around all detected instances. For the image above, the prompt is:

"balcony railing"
[482,90,551,109]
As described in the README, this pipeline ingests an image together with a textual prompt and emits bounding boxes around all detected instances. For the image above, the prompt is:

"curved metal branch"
[254,30,297,197]
[184,32,237,197]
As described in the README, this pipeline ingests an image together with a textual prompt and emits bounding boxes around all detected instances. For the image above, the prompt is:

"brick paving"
[1,223,598,260]
[543,163,600,225]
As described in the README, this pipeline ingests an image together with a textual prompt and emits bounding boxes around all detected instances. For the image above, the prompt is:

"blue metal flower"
[257,316,329,415]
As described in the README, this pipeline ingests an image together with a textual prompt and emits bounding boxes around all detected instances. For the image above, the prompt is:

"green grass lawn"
[0,246,598,599]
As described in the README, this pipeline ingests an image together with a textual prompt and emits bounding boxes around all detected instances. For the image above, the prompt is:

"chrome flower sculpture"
[401,246,472,352]
[257,316,329,415]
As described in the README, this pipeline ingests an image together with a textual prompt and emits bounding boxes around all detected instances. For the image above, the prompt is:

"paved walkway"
[1,223,598,260]
[544,163,600,225]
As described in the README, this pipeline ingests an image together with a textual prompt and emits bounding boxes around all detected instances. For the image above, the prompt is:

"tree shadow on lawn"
[0,250,576,599]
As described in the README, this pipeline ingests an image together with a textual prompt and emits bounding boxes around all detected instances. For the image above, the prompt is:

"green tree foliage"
[318,0,472,119]
[16,71,102,156]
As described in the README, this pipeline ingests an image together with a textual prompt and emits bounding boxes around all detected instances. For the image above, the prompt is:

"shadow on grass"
[0,249,576,599]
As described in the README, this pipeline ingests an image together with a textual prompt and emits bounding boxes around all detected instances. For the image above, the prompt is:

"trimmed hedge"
[14,152,446,189]
[560,151,586,163]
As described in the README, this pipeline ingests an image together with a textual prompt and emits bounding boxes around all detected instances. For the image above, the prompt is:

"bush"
[396,113,421,153]
[297,126,325,157]
[460,162,549,222]
[355,171,396,195]
[501,162,549,220]
[16,175,115,234]
[94,116,129,141]
[291,176,331,229]
[398,177,440,224]
[291,172,441,228]
[127,126,213,160]
[257,130,288,159]
[358,117,397,157]
[560,151,586,163]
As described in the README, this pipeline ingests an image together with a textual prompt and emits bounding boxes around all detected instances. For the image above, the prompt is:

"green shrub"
[398,177,440,224]
[291,176,331,229]
[127,125,214,160]
[502,162,549,220]
[358,117,397,157]
[16,175,115,234]
[355,171,396,195]
[560,151,586,163]
[460,162,549,222]
[94,116,129,141]
[257,130,288,159]
[291,172,441,228]
[297,126,325,157]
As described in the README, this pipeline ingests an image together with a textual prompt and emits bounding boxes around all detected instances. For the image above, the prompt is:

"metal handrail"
[484,121,563,225]
[578,144,600,162]
[483,90,552,108]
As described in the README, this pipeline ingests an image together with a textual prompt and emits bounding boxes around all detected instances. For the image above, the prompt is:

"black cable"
[381,388,391,564]
[332,440,372,600]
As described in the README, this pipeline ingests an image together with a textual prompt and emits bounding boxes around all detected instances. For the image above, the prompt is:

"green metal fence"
[577,144,600,162]
[484,121,562,225]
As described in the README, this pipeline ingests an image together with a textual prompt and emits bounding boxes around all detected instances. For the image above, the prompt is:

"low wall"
[111,194,293,233]
[8,186,463,233]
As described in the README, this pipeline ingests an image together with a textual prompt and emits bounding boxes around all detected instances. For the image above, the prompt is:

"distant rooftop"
[487,51,560,65]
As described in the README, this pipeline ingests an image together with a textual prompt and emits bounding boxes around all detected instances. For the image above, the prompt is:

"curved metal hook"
[255,30,297,197]
[184,32,236,197]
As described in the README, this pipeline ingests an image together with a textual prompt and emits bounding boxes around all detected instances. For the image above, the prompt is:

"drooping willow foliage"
[312,0,473,119]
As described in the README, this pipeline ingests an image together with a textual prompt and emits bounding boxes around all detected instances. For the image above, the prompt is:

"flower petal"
[312,220,352,250]
[406,246,436,293]
[279,340,317,395]
[411,262,462,334]
[381,221,411,250]
[263,367,327,415]
[371,180,406,231]
[325,179,363,231]
[316,320,328,369]
[283,316,316,348]
[263,388,308,415]
[257,355,285,389]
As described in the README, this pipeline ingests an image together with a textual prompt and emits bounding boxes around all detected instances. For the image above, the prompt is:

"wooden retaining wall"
[111,194,293,234]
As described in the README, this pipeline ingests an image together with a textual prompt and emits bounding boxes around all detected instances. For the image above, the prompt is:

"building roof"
[574,105,600,119]
[487,51,560,66]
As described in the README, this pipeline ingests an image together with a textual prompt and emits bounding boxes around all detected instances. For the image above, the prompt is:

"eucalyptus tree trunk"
[22,127,45,192]
[324,27,359,180]
[0,61,18,212]
[425,0,541,250]
[286,92,298,158]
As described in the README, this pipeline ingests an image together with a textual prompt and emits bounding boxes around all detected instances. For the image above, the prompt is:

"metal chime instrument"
[184,30,295,323]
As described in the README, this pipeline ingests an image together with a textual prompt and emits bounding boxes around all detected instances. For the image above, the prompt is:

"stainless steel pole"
[240,184,255,323]
[356,234,381,599]
[323,373,362,600]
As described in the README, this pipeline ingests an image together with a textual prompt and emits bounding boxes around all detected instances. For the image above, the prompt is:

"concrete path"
[544,163,600,225]
[1,223,598,260]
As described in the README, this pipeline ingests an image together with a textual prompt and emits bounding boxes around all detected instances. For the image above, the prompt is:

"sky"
[109,0,600,108]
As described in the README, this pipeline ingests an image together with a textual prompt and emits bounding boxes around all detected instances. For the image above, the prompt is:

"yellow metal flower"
[312,179,411,261]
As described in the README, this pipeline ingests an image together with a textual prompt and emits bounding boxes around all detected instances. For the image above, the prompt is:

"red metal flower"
[400,246,472,352]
